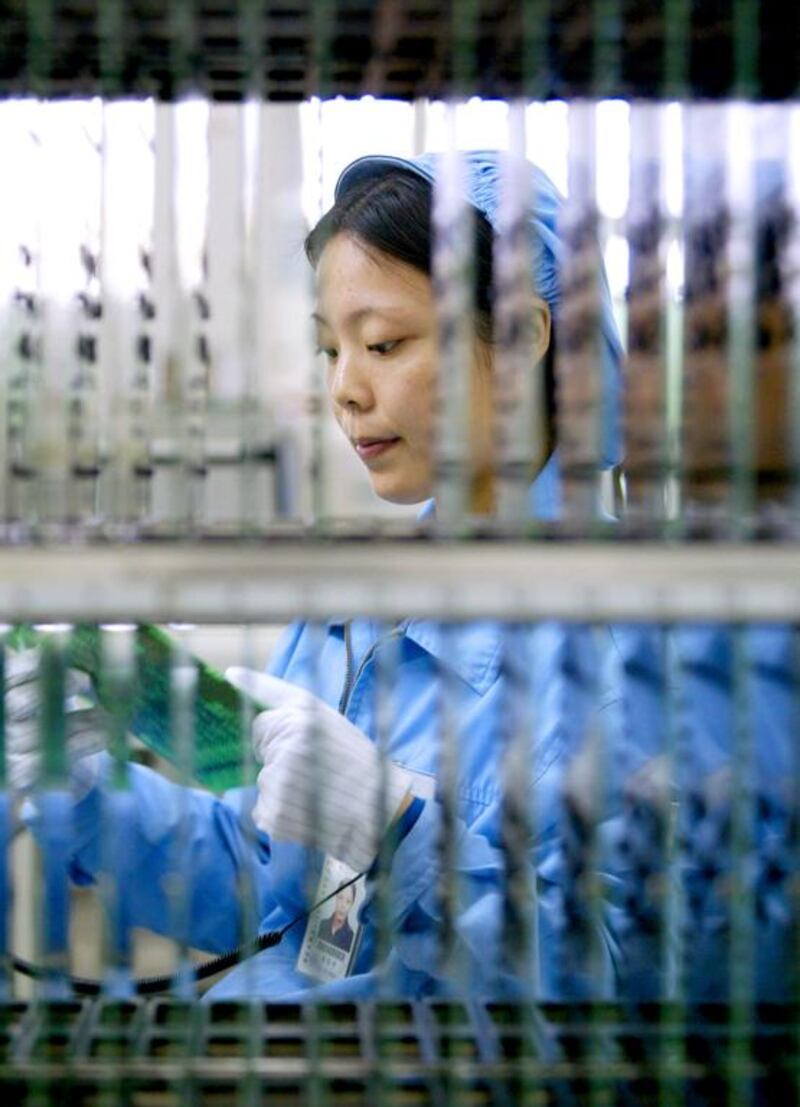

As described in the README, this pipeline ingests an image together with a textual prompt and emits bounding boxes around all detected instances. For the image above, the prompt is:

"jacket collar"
[324,615,504,696]
[402,618,504,695]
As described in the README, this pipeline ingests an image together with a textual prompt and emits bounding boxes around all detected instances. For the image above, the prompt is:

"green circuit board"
[7,624,266,792]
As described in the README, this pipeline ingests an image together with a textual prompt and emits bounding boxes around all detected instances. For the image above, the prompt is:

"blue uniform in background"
[61,452,799,1002]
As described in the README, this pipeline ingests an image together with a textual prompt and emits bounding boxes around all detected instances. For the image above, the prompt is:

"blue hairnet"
[336,150,624,469]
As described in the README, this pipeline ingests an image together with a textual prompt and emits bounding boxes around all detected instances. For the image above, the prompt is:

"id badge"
[296,856,365,983]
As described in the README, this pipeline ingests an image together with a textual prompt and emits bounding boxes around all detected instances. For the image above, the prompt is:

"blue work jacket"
[70,612,625,1000]
[65,458,798,1001]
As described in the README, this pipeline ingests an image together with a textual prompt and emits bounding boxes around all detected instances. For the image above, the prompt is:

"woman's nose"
[328,349,374,412]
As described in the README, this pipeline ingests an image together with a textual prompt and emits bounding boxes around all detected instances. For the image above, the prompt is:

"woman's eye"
[368,339,401,356]
[316,346,338,361]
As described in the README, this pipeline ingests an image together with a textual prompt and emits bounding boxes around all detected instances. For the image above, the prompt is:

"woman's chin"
[371,476,432,507]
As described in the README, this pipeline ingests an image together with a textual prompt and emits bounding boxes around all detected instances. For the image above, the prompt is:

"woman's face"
[314,233,494,506]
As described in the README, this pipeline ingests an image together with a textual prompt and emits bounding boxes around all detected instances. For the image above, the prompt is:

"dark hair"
[305,170,557,438]
[305,171,495,343]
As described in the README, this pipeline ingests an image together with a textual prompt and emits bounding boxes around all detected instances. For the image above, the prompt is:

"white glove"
[5,648,108,794]
[226,669,413,872]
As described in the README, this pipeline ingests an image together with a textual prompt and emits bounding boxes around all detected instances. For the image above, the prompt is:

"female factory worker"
[11,150,637,1000]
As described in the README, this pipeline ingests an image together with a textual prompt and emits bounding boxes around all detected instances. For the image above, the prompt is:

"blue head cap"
[335,150,624,470]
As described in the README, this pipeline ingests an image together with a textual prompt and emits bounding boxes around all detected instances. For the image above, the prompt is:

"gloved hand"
[226,669,413,872]
[5,648,108,794]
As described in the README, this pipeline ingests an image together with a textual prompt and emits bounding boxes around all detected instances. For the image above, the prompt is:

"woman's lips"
[355,437,400,461]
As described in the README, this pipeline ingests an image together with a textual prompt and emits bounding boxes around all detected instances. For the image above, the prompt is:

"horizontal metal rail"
[0,541,797,623]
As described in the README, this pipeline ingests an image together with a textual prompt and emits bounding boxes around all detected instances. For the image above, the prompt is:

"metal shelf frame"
[0,541,797,623]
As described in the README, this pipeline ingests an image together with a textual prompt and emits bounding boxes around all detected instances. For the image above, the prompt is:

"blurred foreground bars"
[0,996,797,1103]
[0,3,799,1107]
[0,0,797,100]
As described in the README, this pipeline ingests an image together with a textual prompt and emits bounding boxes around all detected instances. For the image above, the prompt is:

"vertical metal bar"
[660,626,686,1107]
[167,623,198,998]
[169,0,196,100]
[553,629,610,1101]
[436,623,459,985]
[520,0,551,535]
[32,102,71,534]
[316,619,331,1107]
[372,620,400,1104]
[751,106,794,534]
[0,627,9,998]
[98,624,136,996]
[435,0,479,538]
[433,129,474,532]
[233,621,260,1107]
[2,103,40,536]
[184,106,212,533]
[35,625,71,997]
[499,620,538,1106]
[726,103,756,538]
[663,104,685,539]
[97,0,124,97]
[593,0,621,97]
[522,0,550,102]
[792,626,800,1105]
[663,0,690,100]
[373,623,400,984]
[494,105,543,532]
[625,103,670,528]
[238,101,262,537]
[680,103,731,533]
[499,622,536,991]
[67,109,104,533]
[152,103,180,532]
[152,100,209,535]
[732,0,759,101]
[309,98,327,531]
[250,104,309,527]
[238,0,263,99]
[101,102,157,537]
[206,103,245,535]
[790,108,800,532]
[587,628,610,1107]
[727,626,755,1107]
[309,1,335,535]
[436,620,464,1107]
[238,0,262,533]
[557,100,603,528]
[25,0,52,96]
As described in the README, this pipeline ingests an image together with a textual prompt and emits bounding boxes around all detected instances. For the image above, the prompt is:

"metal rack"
[0,1,798,100]
[1,4,799,1106]
[0,541,796,622]
[0,997,794,1102]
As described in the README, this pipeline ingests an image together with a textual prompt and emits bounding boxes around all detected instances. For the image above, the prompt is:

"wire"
[11,869,366,996]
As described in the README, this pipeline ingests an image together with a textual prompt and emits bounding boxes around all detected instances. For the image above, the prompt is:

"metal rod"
[0,542,793,622]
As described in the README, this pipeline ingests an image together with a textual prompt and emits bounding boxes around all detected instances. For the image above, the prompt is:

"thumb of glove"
[225,668,316,712]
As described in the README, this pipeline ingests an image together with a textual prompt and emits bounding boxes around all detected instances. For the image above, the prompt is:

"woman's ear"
[531,296,551,365]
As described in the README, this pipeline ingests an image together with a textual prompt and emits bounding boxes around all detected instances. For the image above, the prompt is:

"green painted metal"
[7,624,263,792]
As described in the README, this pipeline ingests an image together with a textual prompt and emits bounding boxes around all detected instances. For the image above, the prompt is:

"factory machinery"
[0,2,798,1104]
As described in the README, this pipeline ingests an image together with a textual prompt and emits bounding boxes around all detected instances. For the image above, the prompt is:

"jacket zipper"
[338,621,355,713]
[338,621,405,717]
